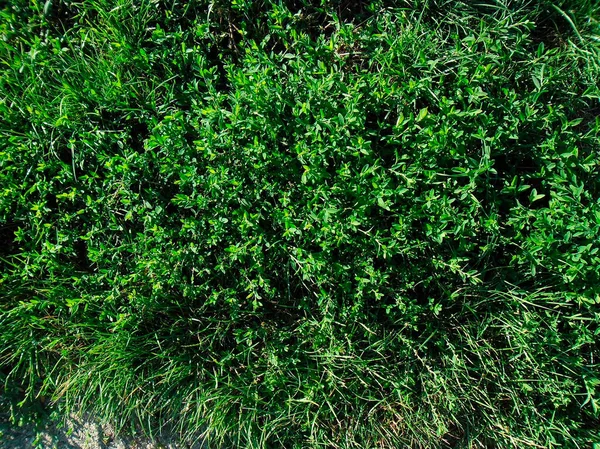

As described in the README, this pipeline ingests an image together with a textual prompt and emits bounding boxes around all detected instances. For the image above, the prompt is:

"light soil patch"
[0,414,204,449]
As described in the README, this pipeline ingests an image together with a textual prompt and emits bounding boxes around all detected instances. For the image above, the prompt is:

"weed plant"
[1,0,599,447]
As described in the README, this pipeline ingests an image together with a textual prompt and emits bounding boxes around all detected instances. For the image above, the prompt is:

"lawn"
[1,0,599,448]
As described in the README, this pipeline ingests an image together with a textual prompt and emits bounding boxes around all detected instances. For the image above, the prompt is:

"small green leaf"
[395,112,404,127]
[529,189,546,203]
[377,197,390,211]
[416,107,428,122]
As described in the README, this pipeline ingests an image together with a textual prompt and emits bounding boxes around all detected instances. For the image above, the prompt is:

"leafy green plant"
[1,0,599,448]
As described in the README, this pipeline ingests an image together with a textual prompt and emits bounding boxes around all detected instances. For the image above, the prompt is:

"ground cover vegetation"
[1,0,599,447]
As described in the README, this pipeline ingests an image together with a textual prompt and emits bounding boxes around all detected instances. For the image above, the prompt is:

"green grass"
[1,0,599,447]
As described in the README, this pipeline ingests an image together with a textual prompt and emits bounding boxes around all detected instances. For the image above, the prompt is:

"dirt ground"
[0,414,205,449]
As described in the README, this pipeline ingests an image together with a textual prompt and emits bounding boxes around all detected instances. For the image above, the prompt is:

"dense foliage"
[1,0,599,447]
